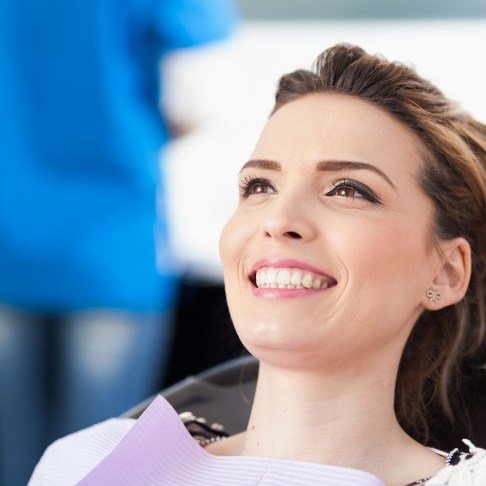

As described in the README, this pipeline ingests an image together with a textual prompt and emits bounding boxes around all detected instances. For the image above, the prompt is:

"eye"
[239,175,277,198]
[325,179,380,204]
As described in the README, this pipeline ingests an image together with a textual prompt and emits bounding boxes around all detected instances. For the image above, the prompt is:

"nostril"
[263,229,303,239]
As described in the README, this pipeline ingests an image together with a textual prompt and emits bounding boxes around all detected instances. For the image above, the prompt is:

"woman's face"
[220,94,439,369]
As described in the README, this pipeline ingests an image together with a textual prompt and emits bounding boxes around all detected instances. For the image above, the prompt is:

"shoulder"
[28,405,227,486]
[28,418,135,486]
[427,440,486,485]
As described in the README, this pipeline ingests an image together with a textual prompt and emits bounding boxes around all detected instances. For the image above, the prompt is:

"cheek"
[219,212,254,298]
[220,213,245,272]
[220,216,250,345]
[340,217,431,320]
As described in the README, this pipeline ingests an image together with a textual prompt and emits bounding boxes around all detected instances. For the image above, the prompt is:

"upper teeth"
[255,268,333,290]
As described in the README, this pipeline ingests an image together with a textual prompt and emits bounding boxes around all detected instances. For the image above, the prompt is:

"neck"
[243,359,404,460]
[235,354,442,485]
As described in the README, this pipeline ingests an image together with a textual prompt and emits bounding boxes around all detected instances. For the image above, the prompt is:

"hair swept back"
[272,43,486,444]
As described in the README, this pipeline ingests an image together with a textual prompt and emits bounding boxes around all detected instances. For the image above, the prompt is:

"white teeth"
[256,269,264,287]
[254,267,334,290]
[277,269,291,285]
[290,271,302,285]
[302,273,313,289]
[266,268,277,284]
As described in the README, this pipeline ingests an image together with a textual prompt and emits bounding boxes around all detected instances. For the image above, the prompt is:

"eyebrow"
[240,158,396,190]
[240,159,281,173]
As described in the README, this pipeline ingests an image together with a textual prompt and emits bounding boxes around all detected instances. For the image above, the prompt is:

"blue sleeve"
[151,0,239,50]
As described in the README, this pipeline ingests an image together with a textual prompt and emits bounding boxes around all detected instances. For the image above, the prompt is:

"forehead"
[252,94,425,177]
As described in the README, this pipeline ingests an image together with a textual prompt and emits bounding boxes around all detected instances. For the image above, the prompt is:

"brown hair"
[272,44,486,444]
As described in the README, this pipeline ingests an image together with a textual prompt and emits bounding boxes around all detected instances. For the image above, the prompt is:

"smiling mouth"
[249,267,337,290]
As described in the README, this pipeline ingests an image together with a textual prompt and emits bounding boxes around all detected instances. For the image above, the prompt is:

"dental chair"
[121,355,258,435]
[122,354,486,449]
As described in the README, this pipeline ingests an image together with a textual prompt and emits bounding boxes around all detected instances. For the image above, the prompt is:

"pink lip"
[251,286,328,299]
[249,258,337,299]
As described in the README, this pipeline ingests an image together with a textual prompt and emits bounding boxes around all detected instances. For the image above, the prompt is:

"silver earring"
[426,288,441,304]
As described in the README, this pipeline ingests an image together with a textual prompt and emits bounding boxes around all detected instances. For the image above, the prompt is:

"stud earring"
[426,287,441,304]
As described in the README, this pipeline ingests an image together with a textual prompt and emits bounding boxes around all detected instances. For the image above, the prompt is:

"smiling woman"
[29,44,486,486]
[220,44,486,485]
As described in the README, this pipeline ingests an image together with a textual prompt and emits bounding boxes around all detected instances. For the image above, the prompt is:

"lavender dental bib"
[79,395,384,485]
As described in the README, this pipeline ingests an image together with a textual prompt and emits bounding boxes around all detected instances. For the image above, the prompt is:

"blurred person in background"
[0,0,237,484]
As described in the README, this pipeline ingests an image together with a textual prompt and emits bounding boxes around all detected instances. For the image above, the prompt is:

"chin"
[245,343,326,370]
[236,319,315,353]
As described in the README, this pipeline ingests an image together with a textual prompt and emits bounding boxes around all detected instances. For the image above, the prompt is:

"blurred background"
[0,1,485,484]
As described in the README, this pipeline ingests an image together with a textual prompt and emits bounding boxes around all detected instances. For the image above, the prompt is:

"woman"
[30,44,485,485]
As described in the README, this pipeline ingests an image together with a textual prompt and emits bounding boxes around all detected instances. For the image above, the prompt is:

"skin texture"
[216,94,470,485]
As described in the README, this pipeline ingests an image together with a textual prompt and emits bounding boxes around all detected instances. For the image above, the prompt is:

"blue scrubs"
[0,1,237,484]
[0,0,237,310]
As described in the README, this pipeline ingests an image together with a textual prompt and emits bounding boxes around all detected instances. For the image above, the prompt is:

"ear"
[424,237,472,310]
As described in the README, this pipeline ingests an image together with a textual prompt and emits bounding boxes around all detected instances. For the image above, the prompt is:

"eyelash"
[238,175,274,198]
[327,179,380,204]
[239,175,381,204]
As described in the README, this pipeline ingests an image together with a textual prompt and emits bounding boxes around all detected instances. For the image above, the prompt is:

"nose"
[262,197,318,243]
